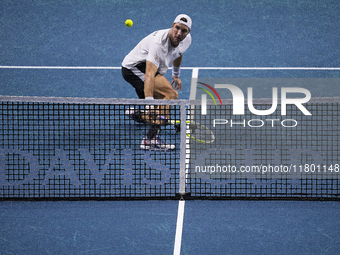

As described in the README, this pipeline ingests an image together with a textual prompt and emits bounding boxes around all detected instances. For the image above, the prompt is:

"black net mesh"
[0,100,181,199]
[1,97,339,200]
[187,101,340,200]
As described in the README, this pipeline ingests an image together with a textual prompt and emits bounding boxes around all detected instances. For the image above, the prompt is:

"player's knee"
[163,89,178,100]
[170,90,179,99]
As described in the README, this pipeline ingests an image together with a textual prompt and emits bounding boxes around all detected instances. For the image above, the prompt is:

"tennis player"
[122,14,192,150]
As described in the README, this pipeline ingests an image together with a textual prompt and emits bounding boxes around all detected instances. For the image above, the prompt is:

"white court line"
[181,67,340,70]
[0,66,121,69]
[173,68,199,255]
[173,200,185,255]
[1,66,340,70]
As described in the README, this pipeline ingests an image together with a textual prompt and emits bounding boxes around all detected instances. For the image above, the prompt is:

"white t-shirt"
[122,28,191,75]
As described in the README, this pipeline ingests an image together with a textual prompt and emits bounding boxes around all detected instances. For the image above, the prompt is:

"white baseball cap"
[173,14,192,30]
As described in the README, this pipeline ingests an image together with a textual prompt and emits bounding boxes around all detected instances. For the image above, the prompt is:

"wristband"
[172,66,180,78]
[145,97,154,100]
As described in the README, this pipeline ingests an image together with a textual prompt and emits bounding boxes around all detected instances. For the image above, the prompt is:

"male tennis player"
[122,14,192,150]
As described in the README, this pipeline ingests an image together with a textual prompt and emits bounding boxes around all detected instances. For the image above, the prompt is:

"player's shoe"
[140,135,175,150]
[125,107,135,117]
[125,107,145,123]
[125,107,168,125]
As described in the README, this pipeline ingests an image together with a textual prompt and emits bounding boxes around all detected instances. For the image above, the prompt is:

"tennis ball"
[125,19,133,27]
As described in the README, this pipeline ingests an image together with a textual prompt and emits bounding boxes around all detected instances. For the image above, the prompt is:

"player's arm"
[171,55,183,91]
[144,60,158,99]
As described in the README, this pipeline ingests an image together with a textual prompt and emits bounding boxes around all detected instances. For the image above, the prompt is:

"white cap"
[173,14,192,30]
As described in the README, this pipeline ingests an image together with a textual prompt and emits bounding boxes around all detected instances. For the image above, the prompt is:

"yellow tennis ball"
[125,19,133,27]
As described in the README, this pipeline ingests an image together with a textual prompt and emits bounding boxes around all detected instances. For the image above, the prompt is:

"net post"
[178,102,187,196]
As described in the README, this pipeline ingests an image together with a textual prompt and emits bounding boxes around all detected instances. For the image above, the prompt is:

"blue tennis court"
[1,0,340,254]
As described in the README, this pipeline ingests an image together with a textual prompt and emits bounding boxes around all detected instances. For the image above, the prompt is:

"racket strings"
[188,123,214,143]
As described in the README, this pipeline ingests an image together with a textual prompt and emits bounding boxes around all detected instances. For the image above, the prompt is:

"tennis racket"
[125,107,215,144]
[169,119,215,144]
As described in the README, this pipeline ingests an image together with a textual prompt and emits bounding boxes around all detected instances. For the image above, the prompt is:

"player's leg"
[152,74,178,120]
[153,74,179,100]
[142,75,177,150]
[121,67,145,99]
[122,67,175,150]
[121,67,147,123]
[146,75,177,138]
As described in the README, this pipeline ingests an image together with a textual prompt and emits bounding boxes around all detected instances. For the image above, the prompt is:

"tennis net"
[1,95,339,200]
[187,97,340,200]
[0,96,186,200]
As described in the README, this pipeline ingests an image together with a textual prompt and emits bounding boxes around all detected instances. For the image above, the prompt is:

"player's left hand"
[171,76,182,91]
